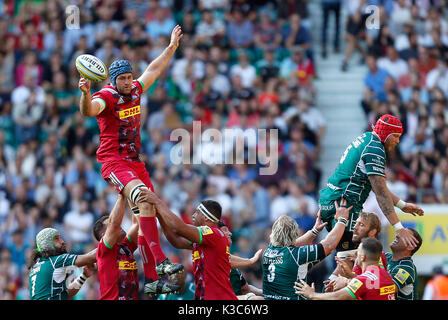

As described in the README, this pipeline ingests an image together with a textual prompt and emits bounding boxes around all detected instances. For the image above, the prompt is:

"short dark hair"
[361,238,383,262]
[408,228,423,256]
[201,200,222,222]
[93,215,109,241]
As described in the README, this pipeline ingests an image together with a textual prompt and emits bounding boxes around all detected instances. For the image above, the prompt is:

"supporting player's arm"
[137,25,183,92]
[78,77,104,117]
[319,199,352,256]
[139,189,201,243]
[74,248,97,267]
[294,280,355,300]
[68,264,95,298]
[294,209,327,247]
[369,174,419,248]
[230,249,263,269]
[126,210,140,244]
[156,205,193,250]
[102,193,126,248]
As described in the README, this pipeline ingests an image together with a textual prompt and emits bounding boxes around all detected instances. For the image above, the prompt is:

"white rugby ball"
[75,54,108,82]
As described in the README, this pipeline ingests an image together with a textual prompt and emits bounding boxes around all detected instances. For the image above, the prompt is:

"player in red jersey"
[295,238,396,300]
[78,26,184,294]
[92,193,180,300]
[138,188,238,300]
[323,211,388,292]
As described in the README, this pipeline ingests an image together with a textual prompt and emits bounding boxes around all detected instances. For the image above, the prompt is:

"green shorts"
[318,198,361,251]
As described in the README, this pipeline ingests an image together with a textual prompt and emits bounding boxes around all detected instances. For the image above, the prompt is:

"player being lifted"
[78,25,184,294]
[318,114,424,255]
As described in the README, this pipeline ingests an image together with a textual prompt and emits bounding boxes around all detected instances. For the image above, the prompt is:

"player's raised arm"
[138,188,201,243]
[78,77,104,117]
[319,199,352,256]
[369,174,419,248]
[137,25,183,92]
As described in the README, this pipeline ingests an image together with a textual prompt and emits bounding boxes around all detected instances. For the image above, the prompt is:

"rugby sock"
[138,235,158,282]
[139,216,167,265]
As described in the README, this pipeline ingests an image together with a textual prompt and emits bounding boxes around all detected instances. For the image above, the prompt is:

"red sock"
[139,216,167,265]
[138,235,158,282]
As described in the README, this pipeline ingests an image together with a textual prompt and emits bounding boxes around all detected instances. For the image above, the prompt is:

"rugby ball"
[75,54,108,82]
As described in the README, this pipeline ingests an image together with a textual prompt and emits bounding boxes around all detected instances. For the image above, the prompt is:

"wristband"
[68,273,87,290]
[396,199,406,210]
[311,228,319,236]
[393,222,404,231]
[245,292,256,300]
[337,217,348,226]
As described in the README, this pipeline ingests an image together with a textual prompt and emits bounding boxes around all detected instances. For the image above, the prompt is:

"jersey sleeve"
[196,226,218,245]
[297,243,325,265]
[361,143,386,177]
[124,235,138,253]
[345,277,367,300]
[52,253,78,268]
[390,265,415,290]
[91,90,108,114]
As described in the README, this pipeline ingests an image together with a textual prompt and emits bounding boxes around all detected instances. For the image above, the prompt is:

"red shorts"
[101,160,154,193]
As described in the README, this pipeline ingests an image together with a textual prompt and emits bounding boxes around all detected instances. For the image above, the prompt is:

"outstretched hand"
[170,25,183,49]
[78,77,91,94]
[401,203,424,217]
[313,209,328,232]
[334,198,352,220]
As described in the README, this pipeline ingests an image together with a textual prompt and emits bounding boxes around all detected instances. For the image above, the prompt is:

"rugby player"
[295,238,397,300]
[261,199,350,300]
[318,114,423,253]
[78,25,184,290]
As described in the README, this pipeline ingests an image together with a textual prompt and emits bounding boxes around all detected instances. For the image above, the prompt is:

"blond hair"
[270,215,301,247]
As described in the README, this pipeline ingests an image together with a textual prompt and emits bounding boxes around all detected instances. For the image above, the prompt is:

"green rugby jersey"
[158,282,196,300]
[230,268,246,295]
[386,252,418,300]
[319,131,386,208]
[29,253,78,300]
[262,243,325,300]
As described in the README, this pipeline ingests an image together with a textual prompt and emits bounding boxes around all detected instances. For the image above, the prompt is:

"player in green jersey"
[261,199,350,300]
[218,222,263,300]
[386,227,422,300]
[28,228,97,300]
[318,114,423,253]
[157,270,196,300]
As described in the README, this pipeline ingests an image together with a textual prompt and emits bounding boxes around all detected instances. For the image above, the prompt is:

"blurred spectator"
[423,265,448,300]
[63,199,94,254]
[11,73,45,144]
[226,9,254,49]
[230,51,257,89]
[321,0,341,58]
[195,9,226,48]
[145,6,176,43]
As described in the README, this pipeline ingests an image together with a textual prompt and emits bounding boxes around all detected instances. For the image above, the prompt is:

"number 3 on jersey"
[267,264,276,282]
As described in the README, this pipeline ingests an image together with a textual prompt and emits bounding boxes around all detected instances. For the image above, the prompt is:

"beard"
[42,246,67,258]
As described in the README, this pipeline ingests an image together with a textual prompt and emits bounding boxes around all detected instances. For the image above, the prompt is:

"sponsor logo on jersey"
[118,261,137,270]
[380,285,396,295]
[226,246,230,255]
[394,268,410,284]
[199,226,213,235]
[192,250,200,261]
[347,279,363,293]
[118,105,141,119]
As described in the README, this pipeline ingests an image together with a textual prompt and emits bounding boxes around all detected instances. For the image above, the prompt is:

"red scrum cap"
[373,114,403,143]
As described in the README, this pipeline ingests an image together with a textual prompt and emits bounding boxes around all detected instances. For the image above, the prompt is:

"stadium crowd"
[0,0,446,300]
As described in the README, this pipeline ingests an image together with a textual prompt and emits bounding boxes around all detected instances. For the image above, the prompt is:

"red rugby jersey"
[91,80,144,163]
[96,236,139,300]
[345,265,396,300]
[192,225,237,300]
[353,252,388,275]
